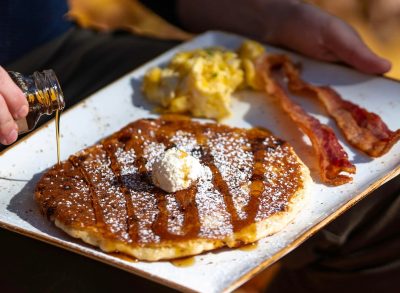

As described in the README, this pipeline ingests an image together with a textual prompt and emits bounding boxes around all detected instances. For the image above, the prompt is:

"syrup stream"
[55,110,61,165]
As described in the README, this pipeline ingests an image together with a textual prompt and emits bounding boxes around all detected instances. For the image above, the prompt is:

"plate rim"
[1,30,399,293]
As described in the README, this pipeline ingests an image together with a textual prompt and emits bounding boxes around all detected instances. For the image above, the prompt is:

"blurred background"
[68,0,400,80]
[309,0,400,80]
[66,0,400,292]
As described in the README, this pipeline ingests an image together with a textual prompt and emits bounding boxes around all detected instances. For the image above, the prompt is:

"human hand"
[0,66,28,145]
[262,1,391,74]
[177,0,391,74]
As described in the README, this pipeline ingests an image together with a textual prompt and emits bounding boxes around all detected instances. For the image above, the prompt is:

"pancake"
[35,116,311,261]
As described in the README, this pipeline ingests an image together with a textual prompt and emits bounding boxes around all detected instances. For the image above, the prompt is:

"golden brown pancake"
[35,116,311,261]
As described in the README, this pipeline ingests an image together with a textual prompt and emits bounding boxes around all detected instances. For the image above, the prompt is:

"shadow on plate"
[6,171,68,238]
[130,77,154,112]
[239,91,321,183]
[291,54,376,86]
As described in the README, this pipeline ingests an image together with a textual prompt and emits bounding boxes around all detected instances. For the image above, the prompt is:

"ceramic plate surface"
[1,31,399,293]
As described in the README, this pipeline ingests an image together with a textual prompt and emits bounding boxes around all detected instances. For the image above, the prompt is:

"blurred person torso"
[0,0,71,65]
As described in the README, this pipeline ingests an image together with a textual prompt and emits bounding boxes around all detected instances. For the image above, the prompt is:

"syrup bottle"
[8,70,65,134]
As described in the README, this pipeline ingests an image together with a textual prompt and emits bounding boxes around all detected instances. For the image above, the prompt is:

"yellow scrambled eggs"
[142,41,266,120]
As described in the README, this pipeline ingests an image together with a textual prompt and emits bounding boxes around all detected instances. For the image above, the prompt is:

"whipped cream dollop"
[151,148,203,193]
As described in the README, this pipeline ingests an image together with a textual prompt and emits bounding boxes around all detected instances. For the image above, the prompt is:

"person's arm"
[0,66,28,145]
[177,0,391,74]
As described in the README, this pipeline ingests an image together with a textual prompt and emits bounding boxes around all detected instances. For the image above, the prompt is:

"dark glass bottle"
[9,70,65,134]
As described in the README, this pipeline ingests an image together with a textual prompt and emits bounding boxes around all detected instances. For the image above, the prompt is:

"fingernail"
[16,105,29,119]
[5,128,18,145]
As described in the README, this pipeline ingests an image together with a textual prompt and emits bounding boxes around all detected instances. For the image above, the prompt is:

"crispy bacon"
[256,55,356,185]
[278,55,400,157]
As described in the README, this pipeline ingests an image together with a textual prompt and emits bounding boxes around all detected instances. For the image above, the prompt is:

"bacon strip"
[278,55,400,157]
[256,55,356,185]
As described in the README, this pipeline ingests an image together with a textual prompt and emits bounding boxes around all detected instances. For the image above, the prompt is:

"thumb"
[323,18,391,75]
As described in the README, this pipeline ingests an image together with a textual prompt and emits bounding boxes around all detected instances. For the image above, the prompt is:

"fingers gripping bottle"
[9,69,65,164]
[8,70,65,134]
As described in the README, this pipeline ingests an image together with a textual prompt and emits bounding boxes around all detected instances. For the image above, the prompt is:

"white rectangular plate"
[1,31,399,293]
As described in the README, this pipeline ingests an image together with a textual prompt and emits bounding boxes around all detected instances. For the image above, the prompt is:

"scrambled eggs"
[142,41,266,120]
[238,40,266,90]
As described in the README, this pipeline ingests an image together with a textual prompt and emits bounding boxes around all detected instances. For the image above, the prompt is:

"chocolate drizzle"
[35,116,304,245]
[69,155,107,230]
[202,153,241,229]
[103,141,138,242]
